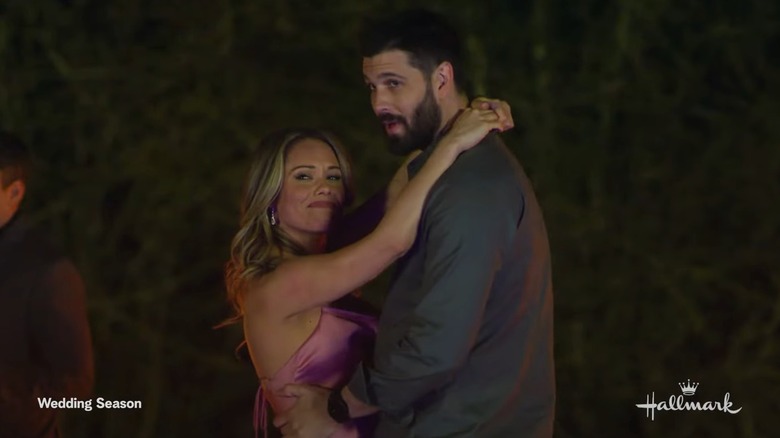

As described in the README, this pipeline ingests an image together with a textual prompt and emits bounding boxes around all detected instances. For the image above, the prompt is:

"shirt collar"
[0,212,27,247]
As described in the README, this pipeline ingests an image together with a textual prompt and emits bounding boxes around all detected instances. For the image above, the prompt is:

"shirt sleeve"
[27,258,95,399]
[348,182,520,418]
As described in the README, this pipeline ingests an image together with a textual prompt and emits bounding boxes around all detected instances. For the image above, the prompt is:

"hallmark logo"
[678,379,699,396]
[636,379,742,421]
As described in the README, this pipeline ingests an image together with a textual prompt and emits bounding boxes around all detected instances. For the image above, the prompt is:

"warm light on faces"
[363,50,442,155]
[274,138,345,246]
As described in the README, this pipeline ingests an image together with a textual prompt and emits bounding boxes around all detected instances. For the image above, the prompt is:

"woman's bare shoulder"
[243,262,299,321]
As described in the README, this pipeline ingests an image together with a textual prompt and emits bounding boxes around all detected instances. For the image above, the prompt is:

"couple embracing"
[223,9,555,438]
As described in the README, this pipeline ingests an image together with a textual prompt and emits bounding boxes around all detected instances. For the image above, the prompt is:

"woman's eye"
[294,174,311,180]
[328,175,342,181]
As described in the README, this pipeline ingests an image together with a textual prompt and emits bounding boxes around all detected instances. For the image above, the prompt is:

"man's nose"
[371,89,391,116]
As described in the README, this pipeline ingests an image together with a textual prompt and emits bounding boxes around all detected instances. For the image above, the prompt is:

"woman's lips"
[309,201,336,209]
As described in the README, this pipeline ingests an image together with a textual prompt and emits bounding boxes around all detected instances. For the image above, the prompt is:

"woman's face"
[275,138,345,243]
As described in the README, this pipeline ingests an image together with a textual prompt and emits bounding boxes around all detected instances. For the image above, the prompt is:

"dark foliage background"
[1,0,778,437]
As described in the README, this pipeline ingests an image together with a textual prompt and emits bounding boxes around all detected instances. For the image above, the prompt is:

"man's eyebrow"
[377,72,405,80]
[364,72,406,82]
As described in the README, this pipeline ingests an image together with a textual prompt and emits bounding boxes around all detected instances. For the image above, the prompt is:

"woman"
[225,107,509,437]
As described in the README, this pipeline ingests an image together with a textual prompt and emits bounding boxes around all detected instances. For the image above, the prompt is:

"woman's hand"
[470,97,515,132]
[390,97,513,207]
[439,108,505,155]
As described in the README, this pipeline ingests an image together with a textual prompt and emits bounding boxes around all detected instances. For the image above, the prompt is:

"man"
[277,9,555,437]
[0,131,94,437]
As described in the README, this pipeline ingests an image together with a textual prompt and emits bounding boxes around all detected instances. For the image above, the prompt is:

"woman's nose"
[315,180,332,195]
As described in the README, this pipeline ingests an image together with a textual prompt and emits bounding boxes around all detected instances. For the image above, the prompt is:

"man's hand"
[273,384,339,438]
[469,97,515,132]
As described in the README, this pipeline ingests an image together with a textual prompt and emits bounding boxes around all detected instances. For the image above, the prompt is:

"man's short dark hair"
[0,130,31,188]
[359,9,471,96]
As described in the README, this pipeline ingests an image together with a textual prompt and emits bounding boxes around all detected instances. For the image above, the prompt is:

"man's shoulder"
[433,135,525,202]
[0,225,77,298]
[420,135,527,229]
[4,222,68,269]
[446,134,523,182]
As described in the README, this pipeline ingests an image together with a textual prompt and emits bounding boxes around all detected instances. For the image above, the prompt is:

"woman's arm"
[385,96,513,210]
[325,149,421,252]
[384,150,421,211]
[327,97,513,251]
[257,109,506,318]
[324,190,387,252]
[324,150,420,253]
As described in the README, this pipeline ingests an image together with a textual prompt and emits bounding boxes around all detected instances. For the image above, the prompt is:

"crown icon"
[678,379,699,396]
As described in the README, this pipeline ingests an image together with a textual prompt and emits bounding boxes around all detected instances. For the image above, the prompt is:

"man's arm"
[347,179,520,417]
[28,258,94,399]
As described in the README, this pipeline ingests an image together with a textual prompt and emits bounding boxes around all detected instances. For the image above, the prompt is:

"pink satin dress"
[254,306,378,437]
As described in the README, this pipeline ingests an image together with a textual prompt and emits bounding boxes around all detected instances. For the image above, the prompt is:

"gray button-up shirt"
[348,134,556,437]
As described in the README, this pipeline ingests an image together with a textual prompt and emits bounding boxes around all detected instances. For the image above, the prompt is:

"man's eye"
[387,80,400,88]
[366,83,376,92]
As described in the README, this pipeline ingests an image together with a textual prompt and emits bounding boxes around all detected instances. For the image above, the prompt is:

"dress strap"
[253,384,269,438]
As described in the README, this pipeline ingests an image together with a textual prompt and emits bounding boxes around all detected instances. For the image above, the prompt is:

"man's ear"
[432,61,455,96]
[9,179,25,205]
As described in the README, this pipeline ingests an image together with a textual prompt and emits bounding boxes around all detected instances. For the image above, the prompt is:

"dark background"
[2,0,778,437]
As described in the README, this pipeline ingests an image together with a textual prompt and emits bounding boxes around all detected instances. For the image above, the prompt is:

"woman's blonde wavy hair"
[221,128,355,326]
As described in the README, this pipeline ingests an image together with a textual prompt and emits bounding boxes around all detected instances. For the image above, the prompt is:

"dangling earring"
[268,207,278,226]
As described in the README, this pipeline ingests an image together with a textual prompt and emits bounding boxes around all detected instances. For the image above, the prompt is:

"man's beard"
[380,86,442,156]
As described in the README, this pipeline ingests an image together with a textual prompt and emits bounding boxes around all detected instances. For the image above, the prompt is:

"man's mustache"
[378,113,406,125]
